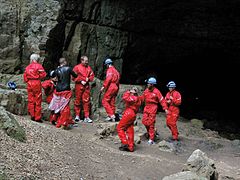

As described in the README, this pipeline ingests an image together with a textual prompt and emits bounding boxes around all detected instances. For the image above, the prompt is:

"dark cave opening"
[119,0,240,139]
[122,47,240,139]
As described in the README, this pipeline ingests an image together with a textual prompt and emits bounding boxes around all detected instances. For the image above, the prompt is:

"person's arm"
[165,92,171,104]
[87,67,94,82]
[42,80,51,95]
[101,69,112,92]
[42,80,49,90]
[38,65,47,79]
[171,91,182,106]
[122,91,138,104]
[158,91,168,111]
[138,92,145,102]
[72,66,78,81]
[23,70,28,83]
[103,73,112,89]
[70,67,78,78]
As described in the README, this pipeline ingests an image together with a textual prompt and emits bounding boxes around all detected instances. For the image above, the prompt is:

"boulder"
[163,171,207,180]
[0,106,26,142]
[0,88,28,115]
[183,149,218,180]
[96,122,118,138]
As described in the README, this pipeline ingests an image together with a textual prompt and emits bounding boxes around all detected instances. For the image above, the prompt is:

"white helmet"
[104,58,113,65]
[167,81,176,88]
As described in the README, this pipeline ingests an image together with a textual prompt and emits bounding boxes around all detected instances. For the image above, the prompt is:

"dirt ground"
[1,111,240,180]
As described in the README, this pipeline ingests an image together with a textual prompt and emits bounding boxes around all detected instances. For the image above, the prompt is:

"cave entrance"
[121,46,240,139]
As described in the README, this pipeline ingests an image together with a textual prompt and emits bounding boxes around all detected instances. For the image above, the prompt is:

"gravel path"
[1,114,240,179]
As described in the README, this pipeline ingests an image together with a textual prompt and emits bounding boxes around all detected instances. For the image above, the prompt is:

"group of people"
[117,77,182,152]
[24,54,93,128]
[23,53,182,152]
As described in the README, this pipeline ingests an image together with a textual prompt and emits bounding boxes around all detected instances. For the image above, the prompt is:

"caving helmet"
[167,81,176,88]
[104,58,113,65]
[146,77,157,85]
[7,81,17,90]
[49,70,56,78]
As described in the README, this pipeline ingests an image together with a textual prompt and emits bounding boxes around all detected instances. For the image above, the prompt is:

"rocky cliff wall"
[0,0,60,73]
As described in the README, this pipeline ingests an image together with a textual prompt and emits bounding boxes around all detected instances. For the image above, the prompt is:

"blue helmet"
[147,77,157,85]
[167,81,176,88]
[7,81,17,90]
[104,58,113,65]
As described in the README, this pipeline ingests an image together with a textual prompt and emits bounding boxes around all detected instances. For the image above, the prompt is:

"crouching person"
[117,87,142,152]
[42,70,58,124]
[49,58,77,129]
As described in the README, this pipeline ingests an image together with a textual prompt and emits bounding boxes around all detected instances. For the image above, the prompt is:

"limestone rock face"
[20,0,61,67]
[63,22,127,77]
[0,0,130,76]
[0,0,60,72]
[0,0,21,73]
[1,0,239,81]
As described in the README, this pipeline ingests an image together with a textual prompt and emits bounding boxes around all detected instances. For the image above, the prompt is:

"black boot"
[119,144,129,151]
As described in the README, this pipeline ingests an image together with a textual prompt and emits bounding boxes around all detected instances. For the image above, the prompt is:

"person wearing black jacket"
[49,57,77,129]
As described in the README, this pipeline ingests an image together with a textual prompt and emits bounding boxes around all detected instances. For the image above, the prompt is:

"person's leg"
[148,123,155,141]
[56,91,72,128]
[50,111,57,124]
[27,86,35,120]
[117,110,135,143]
[102,90,115,117]
[126,124,134,152]
[142,112,150,138]
[34,85,42,121]
[167,114,179,140]
[117,115,129,145]
[56,104,70,128]
[144,113,156,144]
[109,92,117,118]
[82,87,90,118]
[74,84,84,120]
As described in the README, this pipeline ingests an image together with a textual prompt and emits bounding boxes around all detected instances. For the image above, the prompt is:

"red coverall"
[117,91,142,152]
[141,87,168,141]
[165,89,182,140]
[102,66,120,117]
[42,79,55,104]
[23,62,46,121]
[42,79,56,123]
[73,63,94,118]
[54,90,73,128]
